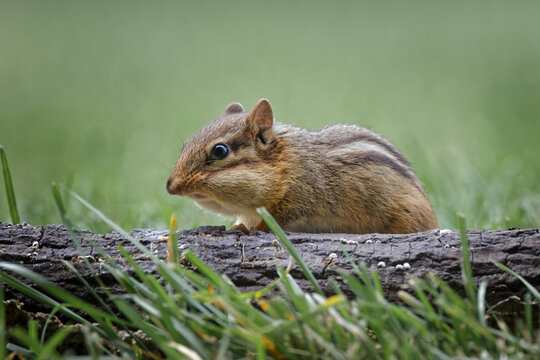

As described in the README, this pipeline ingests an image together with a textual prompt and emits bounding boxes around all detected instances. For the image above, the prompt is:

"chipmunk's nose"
[166,176,184,195]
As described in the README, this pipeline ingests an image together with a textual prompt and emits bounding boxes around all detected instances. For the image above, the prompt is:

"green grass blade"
[215,328,232,360]
[112,299,190,359]
[278,268,310,313]
[370,266,384,298]
[0,145,21,224]
[53,183,113,272]
[51,182,66,219]
[116,245,160,296]
[254,334,267,360]
[54,184,125,273]
[53,183,122,272]
[40,303,69,343]
[61,261,139,346]
[61,261,118,319]
[158,264,216,316]
[491,260,540,303]
[276,267,317,359]
[458,214,477,305]
[524,293,533,342]
[257,207,323,295]
[184,251,236,294]
[477,281,488,327]
[5,343,33,358]
[35,327,72,360]
[488,328,540,354]
[10,325,39,356]
[409,279,438,317]
[168,214,179,264]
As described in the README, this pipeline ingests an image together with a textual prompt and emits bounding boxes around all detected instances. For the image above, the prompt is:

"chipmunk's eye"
[210,143,229,160]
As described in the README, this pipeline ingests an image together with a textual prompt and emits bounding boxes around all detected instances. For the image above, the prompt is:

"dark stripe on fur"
[335,151,423,193]
[326,134,410,167]
[209,157,258,172]
[229,139,250,152]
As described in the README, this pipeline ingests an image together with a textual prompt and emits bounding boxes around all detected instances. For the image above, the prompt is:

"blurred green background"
[1,0,539,232]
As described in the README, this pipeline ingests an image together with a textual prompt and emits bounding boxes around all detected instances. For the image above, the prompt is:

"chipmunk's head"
[166,99,287,217]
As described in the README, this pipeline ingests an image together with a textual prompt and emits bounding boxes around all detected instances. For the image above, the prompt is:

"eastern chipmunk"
[167,99,438,234]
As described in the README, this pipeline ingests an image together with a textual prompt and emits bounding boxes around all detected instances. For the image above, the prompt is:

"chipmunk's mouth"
[187,193,254,218]
[182,192,240,217]
[187,192,214,204]
[192,196,228,213]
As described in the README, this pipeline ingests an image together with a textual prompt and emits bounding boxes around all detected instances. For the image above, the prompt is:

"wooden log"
[1,222,539,317]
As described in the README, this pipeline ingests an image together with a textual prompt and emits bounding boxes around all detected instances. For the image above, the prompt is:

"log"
[1,222,539,318]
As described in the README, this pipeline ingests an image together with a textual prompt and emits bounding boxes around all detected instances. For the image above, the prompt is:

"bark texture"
[1,222,539,317]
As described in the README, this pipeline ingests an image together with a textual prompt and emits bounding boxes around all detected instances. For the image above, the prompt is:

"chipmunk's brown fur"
[167,99,438,234]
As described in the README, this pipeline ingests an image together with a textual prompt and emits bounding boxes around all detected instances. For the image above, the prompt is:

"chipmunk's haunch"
[167,99,438,234]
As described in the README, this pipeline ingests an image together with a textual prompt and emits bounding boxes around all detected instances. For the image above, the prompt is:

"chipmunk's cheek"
[213,178,266,208]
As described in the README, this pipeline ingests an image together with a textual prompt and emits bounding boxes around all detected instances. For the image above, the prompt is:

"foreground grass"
[0,189,539,359]
[2,1,540,232]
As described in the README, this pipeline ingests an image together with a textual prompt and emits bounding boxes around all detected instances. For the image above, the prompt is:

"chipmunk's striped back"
[315,125,425,193]
[264,121,438,234]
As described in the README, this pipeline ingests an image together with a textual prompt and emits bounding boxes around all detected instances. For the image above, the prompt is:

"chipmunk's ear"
[222,102,244,117]
[246,99,273,139]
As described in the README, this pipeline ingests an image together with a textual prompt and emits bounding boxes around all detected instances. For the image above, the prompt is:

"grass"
[0,187,538,358]
[1,0,540,232]
[0,146,20,225]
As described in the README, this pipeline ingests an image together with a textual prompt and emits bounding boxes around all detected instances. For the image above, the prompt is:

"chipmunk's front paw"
[229,221,271,235]
[229,223,250,235]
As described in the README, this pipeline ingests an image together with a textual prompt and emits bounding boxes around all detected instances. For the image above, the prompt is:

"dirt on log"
[1,222,539,318]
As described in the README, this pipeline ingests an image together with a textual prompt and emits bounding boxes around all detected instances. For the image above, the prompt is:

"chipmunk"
[167,99,438,234]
